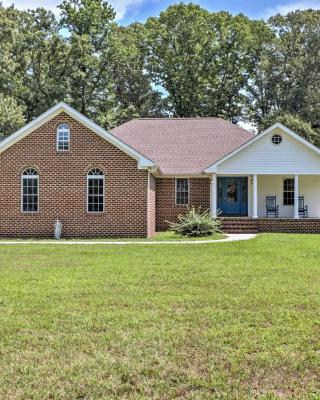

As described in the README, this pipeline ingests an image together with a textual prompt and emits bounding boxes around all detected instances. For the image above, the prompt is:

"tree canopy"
[0,1,319,142]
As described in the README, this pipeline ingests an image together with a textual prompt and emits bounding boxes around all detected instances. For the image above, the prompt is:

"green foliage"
[0,95,26,138]
[100,23,165,128]
[1,234,320,398]
[249,10,320,139]
[58,0,116,116]
[0,2,319,140]
[168,206,221,237]
[145,4,272,122]
[260,112,319,146]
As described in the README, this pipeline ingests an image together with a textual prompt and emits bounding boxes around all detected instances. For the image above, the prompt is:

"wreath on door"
[227,183,237,194]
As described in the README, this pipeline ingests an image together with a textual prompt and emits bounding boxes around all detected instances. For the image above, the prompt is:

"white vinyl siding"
[217,128,320,175]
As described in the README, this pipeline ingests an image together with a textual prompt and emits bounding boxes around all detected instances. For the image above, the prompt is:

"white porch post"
[294,175,299,219]
[211,174,217,217]
[253,174,258,219]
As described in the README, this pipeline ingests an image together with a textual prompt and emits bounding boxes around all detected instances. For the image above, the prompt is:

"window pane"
[57,124,70,151]
[87,175,104,212]
[283,179,294,205]
[176,178,189,205]
[22,177,38,212]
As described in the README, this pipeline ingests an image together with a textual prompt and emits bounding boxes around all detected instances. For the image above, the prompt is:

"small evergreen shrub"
[168,206,221,237]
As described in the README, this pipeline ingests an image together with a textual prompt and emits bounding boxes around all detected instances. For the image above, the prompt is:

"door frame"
[217,176,248,216]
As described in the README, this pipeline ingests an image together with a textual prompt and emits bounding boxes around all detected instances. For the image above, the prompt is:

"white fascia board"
[0,102,155,170]
[204,122,320,173]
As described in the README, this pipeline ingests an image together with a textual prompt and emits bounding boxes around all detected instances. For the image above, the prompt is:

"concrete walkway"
[0,233,256,245]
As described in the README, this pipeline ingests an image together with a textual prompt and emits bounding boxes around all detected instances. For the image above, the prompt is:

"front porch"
[210,175,320,220]
[209,174,320,233]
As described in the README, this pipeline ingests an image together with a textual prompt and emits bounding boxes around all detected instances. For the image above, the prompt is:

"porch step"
[220,217,259,234]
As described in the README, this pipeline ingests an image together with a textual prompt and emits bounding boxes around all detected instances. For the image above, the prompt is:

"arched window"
[57,123,70,151]
[21,168,39,213]
[87,168,104,213]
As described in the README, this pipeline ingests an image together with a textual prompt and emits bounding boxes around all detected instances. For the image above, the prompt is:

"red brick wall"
[257,218,320,233]
[156,178,211,231]
[0,112,151,238]
[147,173,156,237]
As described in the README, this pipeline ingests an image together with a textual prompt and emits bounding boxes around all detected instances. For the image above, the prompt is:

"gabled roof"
[111,118,254,175]
[204,122,320,173]
[0,102,155,170]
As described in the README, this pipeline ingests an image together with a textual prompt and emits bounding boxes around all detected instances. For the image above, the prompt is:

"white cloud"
[110,0,145,21]
[1,0,150,20]
[264,0,320,18]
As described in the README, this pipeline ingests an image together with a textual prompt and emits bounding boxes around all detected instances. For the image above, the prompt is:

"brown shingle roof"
[111,118,255,174]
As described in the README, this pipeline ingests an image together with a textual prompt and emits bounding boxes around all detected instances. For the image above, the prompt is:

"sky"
[2,0,320,23]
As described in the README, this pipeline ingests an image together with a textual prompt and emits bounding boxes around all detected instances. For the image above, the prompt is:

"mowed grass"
[0,231,225,242]
[0,234,320,399]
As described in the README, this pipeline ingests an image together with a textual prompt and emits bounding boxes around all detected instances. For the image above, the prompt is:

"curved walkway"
[0,233,256,245]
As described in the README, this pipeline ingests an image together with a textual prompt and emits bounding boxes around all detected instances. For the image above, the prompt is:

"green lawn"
[0,231,225,242]
[0,234,320,399]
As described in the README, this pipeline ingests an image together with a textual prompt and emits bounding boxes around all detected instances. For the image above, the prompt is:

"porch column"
[211,174,217,217]
[253,174,258,219]
[294,175,299,219]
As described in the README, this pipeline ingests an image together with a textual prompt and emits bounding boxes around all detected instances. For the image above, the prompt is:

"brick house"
[1,102,320,238]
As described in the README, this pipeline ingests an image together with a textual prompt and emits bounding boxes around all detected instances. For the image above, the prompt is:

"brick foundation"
[256,218,320,233]
[221,217,320,234]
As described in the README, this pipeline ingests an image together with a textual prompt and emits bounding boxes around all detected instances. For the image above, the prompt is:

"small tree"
[168,206,221,237]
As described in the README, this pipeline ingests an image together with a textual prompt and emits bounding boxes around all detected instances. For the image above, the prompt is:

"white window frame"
[175,178,190,206]
[87,168,105,213]
[56,123,70,152]
[21,168,39,213]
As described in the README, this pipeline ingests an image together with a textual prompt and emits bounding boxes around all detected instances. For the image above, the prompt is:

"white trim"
[294,175,299,219]
[21,169,39,214]
[204,123,320,173]
[175,178,190,206]
[252,174,258,219]
[86,169,105,213]
[0,102,155,170]
[210,174,217,217]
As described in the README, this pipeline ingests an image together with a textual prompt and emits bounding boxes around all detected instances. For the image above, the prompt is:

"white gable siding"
[217,128,320,175]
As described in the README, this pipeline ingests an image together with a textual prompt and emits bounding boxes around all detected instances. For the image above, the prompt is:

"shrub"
[168,206,221,237]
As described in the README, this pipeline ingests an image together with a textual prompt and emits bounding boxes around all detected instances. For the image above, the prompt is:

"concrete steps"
[220,217,259,234]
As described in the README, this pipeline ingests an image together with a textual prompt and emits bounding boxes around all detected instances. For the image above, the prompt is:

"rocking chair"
[266,196,279,218]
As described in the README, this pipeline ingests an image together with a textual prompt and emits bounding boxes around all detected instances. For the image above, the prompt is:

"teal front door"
[218,177,248,216]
